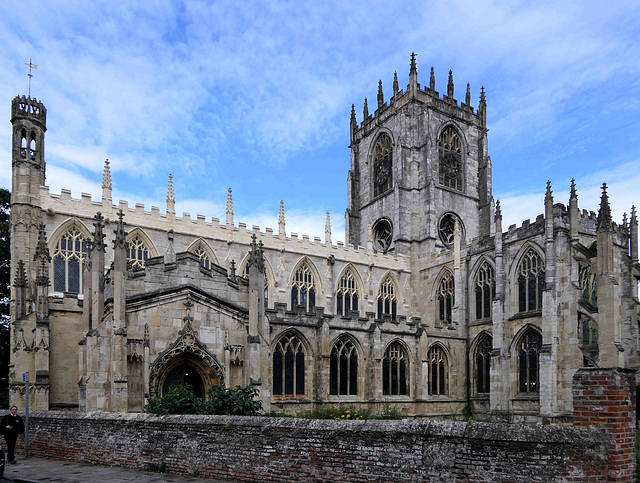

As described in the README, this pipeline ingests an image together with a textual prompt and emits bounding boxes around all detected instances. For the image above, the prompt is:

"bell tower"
[10,95,48,408]
[345,54,492,257]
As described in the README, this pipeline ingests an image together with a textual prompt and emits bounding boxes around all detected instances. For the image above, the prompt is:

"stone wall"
[19,411,608,482]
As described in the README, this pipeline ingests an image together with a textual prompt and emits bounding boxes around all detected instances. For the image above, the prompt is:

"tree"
[0,187,10,407]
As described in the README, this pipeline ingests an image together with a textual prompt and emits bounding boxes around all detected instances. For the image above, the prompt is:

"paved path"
[1,457,235,482]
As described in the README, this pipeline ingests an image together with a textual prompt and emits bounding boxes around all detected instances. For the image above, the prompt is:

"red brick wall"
[16,411,608,482]
[573,367,637,482]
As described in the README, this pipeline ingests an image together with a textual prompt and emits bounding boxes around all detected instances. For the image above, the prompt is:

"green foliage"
[376,404,406,420]
[202,384,262,416]
[145,462,167,473]
[144,385,204,415]
[298,405,371,420]
[144,384,262,416]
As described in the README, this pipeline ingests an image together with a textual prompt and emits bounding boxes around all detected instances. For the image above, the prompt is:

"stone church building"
[9,54,640,421]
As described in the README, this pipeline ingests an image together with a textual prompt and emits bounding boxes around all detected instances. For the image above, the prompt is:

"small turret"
[226,188,234,227]
[377,80,384,110]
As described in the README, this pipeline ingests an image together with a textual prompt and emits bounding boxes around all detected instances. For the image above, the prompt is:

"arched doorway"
[162,362,205,398]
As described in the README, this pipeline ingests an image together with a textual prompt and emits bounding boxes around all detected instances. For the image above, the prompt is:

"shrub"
[298,405,371,420]
[202,385,263,416]
[144,384,203,415]
[376,404,406,420]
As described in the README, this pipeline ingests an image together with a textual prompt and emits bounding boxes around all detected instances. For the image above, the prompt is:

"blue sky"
[1,1,639,241]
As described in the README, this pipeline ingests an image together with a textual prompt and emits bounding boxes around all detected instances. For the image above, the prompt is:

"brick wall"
[573,367,637,482]
[17,411,608,482]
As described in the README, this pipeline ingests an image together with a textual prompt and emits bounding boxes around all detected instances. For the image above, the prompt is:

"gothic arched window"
[438,125,463,191]
[428,345,447,396]
[382,342,408,396]
[475,335,492,394]
[20,129,27,158]
[377,275,397,320]
[517,248,545,313]
[336,269,359,316]
[52,227,88,293]
[127,236,150,268]
[29,130,36,156]
[518,330,542,393]
[373,133,393,197]
[291,261,316,312]
[437,271,455,324]
[579,264,597,308]
[194,246,212,270]
[242,261,270,307]
[330,337,358,396]
[273,332,306,397]
[475,261,495,320]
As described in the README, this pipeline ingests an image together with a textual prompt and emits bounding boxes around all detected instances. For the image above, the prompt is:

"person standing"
[1,406,24,464]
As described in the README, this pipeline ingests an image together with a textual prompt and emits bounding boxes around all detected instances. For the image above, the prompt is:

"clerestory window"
[475,261,495,320]
[336,269,359,316]
[579,264,597,308]
[291,261,316,312]
[377,275,397,320]
[126,236,150,268]
[437,271,455,324]
[517,249,545,313]
[194,246,212,270]
[53,227,88,293]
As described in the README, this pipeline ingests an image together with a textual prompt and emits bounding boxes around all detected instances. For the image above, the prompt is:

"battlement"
[350,55,484,141]
[11,95,47,127]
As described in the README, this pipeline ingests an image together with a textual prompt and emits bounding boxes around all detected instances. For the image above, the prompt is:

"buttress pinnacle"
[377,80,384,110]
[597,183,613,233]
[102,159,112,190]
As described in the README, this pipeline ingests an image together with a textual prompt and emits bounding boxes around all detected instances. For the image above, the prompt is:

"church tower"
[10,95,48,408]
[346,54,492,257]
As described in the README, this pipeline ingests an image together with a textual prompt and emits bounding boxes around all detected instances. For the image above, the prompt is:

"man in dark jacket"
[2,406,24,464]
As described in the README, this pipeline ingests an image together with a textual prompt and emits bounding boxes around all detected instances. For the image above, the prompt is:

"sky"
[1,1,639,242]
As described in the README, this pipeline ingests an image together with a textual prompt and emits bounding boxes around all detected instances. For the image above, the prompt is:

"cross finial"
[24,59,37,98]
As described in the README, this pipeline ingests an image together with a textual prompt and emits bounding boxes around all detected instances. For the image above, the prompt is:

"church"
[9,54,640,422]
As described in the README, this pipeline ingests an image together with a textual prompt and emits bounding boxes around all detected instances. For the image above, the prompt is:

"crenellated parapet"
[11,95,47,127]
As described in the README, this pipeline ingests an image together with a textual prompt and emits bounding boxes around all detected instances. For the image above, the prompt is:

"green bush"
[202,385,263,416]
[144,384,203,415]
[144,384,262,416]
[298,405,371,420]
[376,404,406,420]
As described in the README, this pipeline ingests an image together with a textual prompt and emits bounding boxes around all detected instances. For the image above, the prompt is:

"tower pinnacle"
[597,183,613,233]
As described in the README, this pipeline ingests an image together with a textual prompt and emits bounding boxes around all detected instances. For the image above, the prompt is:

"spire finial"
[92,212,107,252]
[597,183,613,232]
[632,205,638,225]
[570,178,578,201]
[480,86,486,104]
[429,66,435,90]
[545,180,553,204]
[363,98,369,119]
[377,80,384,110]
[226,188,234,226]
[350,104,356,125]
[447,70,454,98]
[495,200,502,218]
[325,210,332,244]
[24,59,37,98]
[393,72,399,96]
[113,209,127,249]
[410,52,417,75]
[167,174,175,203]
[465,83,471,105]
[622,212,628,230]
[278,200,286,236]
[102,159,112,190]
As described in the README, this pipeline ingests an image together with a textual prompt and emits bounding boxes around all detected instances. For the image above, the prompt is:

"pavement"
[1,457,236,482]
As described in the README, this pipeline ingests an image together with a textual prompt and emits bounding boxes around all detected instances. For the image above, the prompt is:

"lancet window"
[438,125,463,191]
[127,236,150,268]
[428,345,447,396]
[291,262,316,312]
[437,271,455,324]
[517,249,545,313]
[580,314,598,345]
[273,332,306,397]
[377,275,397,320]
[475,335,492,395]
[475,262,495,320]
[52,227,87,293]
[373,133,393,197]
[579,264,597,308]
[329,337,358,396]
[382,342,408,396]
[336,269,359,316]
[518,330,542,393]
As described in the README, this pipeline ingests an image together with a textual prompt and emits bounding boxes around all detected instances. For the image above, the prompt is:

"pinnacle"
[102,159,112,190]
[597,183,613,232]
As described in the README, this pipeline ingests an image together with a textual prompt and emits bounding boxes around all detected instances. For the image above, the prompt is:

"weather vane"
[24,59,37,98]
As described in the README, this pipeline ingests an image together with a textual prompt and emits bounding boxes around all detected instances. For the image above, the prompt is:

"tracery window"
[336,269,359,316]
[53,227,87,293]
[194,246,212,270]
[438,125,463,191]
[372,218,393,253]
[579,264,597,308]
[517,249,545,313]
[127,236,150,268]
[428,345,447,396]
[518,330,542,393]
[382,342,408,396]
[475,262,495,320]
[291,261,316,312]
[377,275,397,320]
[580,314,598,345]
[330,337,358,396]
[373,133,393,197]
[475,335,492,394]
[437,271,455,324]
[438,213,463,247]
[273,332,306,397]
